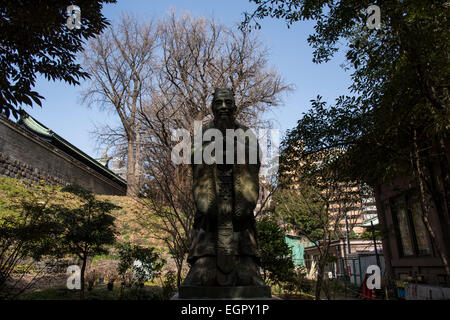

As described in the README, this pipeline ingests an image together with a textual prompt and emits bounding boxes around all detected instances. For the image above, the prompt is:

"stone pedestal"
[177,285,271,299]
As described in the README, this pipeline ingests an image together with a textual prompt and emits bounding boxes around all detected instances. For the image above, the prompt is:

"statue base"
[177,285,271,299]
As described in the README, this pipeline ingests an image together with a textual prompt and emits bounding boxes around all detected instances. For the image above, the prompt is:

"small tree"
[273,184,352,300]
[57,185,118,299]
[256,216,295,287]
[0,177,64,298]
[117,242,165,287]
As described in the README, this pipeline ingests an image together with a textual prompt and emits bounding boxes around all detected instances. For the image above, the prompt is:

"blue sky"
[25,0,353,158]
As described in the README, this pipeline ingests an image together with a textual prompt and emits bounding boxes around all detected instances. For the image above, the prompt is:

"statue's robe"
[183,121,264,286]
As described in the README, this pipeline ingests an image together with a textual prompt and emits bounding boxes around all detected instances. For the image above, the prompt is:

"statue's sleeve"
[191,131,215,229]
[234,125,261,220]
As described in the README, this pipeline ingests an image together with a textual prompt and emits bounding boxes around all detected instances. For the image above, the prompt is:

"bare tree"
[154,11,291,128]
[90,123,128,159]
[82,11,291,285]
[81,14,157,196]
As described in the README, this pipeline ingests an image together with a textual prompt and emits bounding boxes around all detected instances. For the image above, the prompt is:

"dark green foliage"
[58,185,118,259]
[358,226,391,241]
[117,242,165,286]
[273,188,327,243]
[0,178,65,297]
[246,0,449,185]
[160,270,177,300]
[242,0,330,30]
[256,216,295,285]
[57,184,119,299]
[0,179,119,299]
[0,0,116,118]
[18,286,161,300]
[272,185,351,299]
[246,0,450,276]
[280,267,310,295]
[118,286,156,300]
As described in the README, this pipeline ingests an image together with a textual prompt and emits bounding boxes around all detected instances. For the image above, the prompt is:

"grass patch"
[92,254,116,264]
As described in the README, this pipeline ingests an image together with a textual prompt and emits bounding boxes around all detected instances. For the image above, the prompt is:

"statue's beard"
[215,115,235,132]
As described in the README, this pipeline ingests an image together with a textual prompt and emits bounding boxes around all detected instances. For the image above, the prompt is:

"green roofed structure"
[285,234,313,266]
[0,111,126,195]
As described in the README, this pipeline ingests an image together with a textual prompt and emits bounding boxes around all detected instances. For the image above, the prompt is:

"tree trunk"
[80,256,87,300]
[176,257,183,288]
[314,259,324,300]
[135,126,141,194]
[413,129,450,275]
[127,138,137,196]
[323,278,331,300]
[436,133,450,251]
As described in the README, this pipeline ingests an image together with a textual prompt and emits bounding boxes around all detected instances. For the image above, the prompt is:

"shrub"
[56,184,119,299]
[85,267,101,291]
[0,177,67,298]
[160,271,177,300]
[256,216,296,286]
[117,243,165,287]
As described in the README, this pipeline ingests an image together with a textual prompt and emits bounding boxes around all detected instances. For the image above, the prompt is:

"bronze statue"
[179,88,270,299]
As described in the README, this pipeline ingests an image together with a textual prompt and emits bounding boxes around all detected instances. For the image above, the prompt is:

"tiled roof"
[17,110,126,187]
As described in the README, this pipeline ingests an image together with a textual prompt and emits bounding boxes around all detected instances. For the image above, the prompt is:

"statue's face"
[212,92,236,123]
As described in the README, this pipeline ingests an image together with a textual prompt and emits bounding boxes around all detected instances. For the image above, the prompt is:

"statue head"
[211,87,236,129]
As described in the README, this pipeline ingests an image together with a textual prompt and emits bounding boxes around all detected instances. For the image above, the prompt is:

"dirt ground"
[5,273,68,296]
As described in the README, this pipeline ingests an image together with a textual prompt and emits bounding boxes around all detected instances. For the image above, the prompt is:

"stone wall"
[0,152,67,186]
[0,116,126,195]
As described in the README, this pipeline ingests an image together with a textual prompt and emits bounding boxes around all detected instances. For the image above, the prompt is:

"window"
[390,191,432,257]
[392,196,414,256]
[409,194,431,255]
